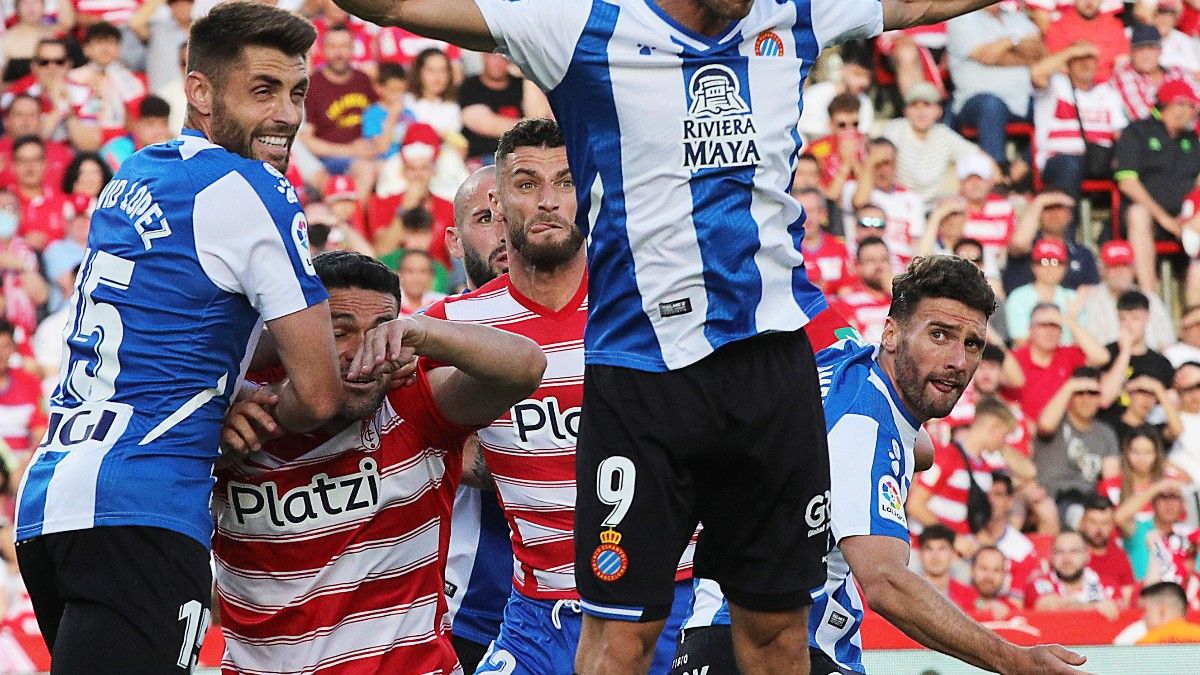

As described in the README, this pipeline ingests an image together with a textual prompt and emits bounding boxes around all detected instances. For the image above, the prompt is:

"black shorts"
[575,330,830,622]
[17,525,212,674]
[671,626,740,675]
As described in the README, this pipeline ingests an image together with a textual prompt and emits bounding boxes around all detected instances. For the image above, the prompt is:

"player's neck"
[655,0,731,36]
[508,252,586,312]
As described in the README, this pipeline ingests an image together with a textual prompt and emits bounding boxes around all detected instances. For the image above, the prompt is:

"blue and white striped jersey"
[685,337,920,674]
[475,0,883,371]
[16,130,327,549]
[444,484,513,647]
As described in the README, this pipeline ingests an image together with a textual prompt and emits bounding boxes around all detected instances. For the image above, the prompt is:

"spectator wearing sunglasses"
[1006,239,1088,346]
[1004,190,1099,294]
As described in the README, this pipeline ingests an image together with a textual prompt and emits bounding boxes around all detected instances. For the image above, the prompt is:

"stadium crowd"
[2,0,1200,667]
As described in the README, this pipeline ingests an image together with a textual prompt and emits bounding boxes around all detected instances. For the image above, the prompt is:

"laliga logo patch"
[591,529,628,582]
[755,31,784,57]
[291,212,317,276]
[878,475,906,526]
[682,64,761,171]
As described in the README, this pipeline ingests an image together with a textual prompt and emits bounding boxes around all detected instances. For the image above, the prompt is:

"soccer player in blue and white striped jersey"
[678,256,1087,675]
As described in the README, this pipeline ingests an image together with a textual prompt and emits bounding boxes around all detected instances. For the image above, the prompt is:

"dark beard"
[894,339,959,421]
[1055,566,1085,584]
[508,220,584,271]
[210,97,289,172]
[463,244,504,289]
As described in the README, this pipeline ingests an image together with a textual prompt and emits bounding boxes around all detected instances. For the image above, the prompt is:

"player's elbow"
[510,341,548,400]
[857,566,908,617]
[297,384,344,425]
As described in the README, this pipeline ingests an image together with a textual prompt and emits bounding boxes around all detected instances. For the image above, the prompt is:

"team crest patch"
[878,475,906,526]
[755,31,784,56]
[591,529,628,582]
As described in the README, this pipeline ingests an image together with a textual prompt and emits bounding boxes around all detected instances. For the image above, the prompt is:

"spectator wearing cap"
[1166,306,1200,366]
[828,236,891,343]
[1079,240,1176,350]
[1078,494,1137,607]
[1044,0,1131,83]
[1138,581,1200,644]
[324,175,370,240]
[1005,189,1099,293]
[946,4,1043,170]
[957,153,1014,285]
[1005,239,1090,345]
[1024,531,1121,619]
[795,188,850,294]
[881,82,986,207]
[798,41,875,141]
[298,25,379,201]
[804,93,866,202]
[1150,0,1200,73]
[1102,290,1177,406]
[1016,305,1111,420]
[373,123,456,266]
[1031,40,1128,203]
[0,92,74,190]
[1169,361,1200,479]
[1116,475,1198,581]
[1114,78,1200,295]
[98,95,172,171]
[66,22,148,149]
[843,138,925,271]
[1111,23,1197,121]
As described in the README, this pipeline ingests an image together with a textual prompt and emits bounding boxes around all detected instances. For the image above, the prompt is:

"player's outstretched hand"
[219,386,283,462]
[349,316,426,385]
[1003,644,1089,675]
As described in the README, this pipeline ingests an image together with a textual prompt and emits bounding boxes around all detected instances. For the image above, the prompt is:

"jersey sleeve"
[193,164,328,321]
[827,411,910,543]
[473,0,592,91]
[387,360,478,453]
[809,0,884,50]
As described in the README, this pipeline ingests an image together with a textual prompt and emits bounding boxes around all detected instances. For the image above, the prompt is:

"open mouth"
[929,378,961,394]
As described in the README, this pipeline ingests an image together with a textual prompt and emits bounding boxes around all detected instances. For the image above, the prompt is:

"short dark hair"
[828,92,861,117]
[918,523,957,548]
[839,40,873,70]
[990,470,1014,495]
[137,95,171,120]
[11,134,43,157]
[981,343,1005,363]
[856,235,888,260]
[889,255,997,323]
[495,118,565,170]
[187,2,316,88]
[400,206,433,233]
[1071,365,1102,380]
[0,319,16,340]
[866,137,896,154]
[84,21,122,44]
[62,153,113,195]
[1081,492,1114,513]
[376,61,407,84]
[313,250,401,305]
[1117,289,1150,312]
[796,154,820,167]
[952,237,983,257]
[1141,581,1189,614]
[794,186,825,202]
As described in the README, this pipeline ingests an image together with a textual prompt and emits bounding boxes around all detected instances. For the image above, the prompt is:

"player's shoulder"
[153,133,300,211]
[435,275,519,322]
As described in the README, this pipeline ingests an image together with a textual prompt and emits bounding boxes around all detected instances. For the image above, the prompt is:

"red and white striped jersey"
[913,442,997,535]
[1109,64,1196,121]
[427,274,696,600]
[841,182,925,271]
[828,282,891,344]
[963,194,1015,275]
[212,365,471,675]
[1023,567,1115,609]
[1033,73,1127,169]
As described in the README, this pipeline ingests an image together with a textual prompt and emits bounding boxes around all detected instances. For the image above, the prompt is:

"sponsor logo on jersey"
[682,64,761,171]
[878,475,906,526]
[227,457,381,527]
[591,528,629,582]
[828,611,848,629]
[512,396,579,443]
[754,31,784,56]
[805,489,831,537]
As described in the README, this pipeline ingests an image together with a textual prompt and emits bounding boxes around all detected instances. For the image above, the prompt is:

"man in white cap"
[958,153,1014,285]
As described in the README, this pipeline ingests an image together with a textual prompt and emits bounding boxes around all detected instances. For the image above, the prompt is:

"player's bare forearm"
[882,0,998,31]
[331,0,496,52]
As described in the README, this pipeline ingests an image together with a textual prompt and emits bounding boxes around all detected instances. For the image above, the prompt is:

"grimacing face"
[494,145,582,272]
[887,297,987,421]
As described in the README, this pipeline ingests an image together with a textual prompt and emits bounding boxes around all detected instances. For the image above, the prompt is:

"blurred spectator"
[793,154,844,236]
[372,123,454,262]
[299,24,378,199]
[970,472,1046,598]
[324,175,367,236]
[128,0,191,96]
[1027,0,1123,32]
[1044,0,1130,82]
[302,200,373,257]
[1031,41,1127,202]
[374,25,461,71]
[66,21,147,149]
[1011,303,1110,420]
[909,399,1015,536]
[1137,581,1200,643]
[0,0,73,85]
[0,188,46,336]
[939,344,1027,451]
[376,206,452,293]
[1079,493,1138,608]
[946,5,1042,170]
[828,236,891,343]
[0,93,72,189]
[1079,240,1175,351]
[41,208,87,313]
[308,1,376,77]
[1114,79,1200,294]
[59,151,108,216]
[0,319,45,460]
[844,138,925,270]
[880,83,984,206]
[1109,377,1182,445]
[958,154,1014,286]
[1110,24,1195,121]
[1166,306,1200,366]
[1102,291,1177,409]
[460,52,547,165]
[1024,531,1120,619]
[804,93,865,202]
[1004,191,1098,294]
[1005,239,1087,345]
[31,263,75,398]
[1169,361,1200,478]
[10,135,73,251]
[958,545,1020,619]
[1105,428,1183,528]
[797,42,874,141]
[796,189,849,294]
[98,94,171,170]
[2,39,91,149]
[1117,478,1198,582]
[362,62,414,160]
[397,249,446,315]
[916,524,975,607]
[1151,1,1200,73]
[1034,366,1120,523]
[914,195,969,259]
[406,47,461,140]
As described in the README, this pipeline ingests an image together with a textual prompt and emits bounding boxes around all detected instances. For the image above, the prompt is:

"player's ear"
[488,189,505,224]
[444,227,463,259]
[880,317,899,353]
[185,71,214,117]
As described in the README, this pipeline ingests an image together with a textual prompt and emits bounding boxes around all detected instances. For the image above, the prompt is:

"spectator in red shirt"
[1025,530,1121,618]
[1044,0,1131,82]
[829,236,891,343]
[0,319,47,460]
[1009,303,1111,421]
[60,151,112,216]
[1,39,95,151]
[1079,493,1137,608]
[958,154,1014,285]
[0,93,73,191]
[803,93,865,200]
[372,123,454,264]
[918,524,975,607]
[959,545,1021,618]
[66,22,147,149]
[796,187,849,293]
[10,135,74,251]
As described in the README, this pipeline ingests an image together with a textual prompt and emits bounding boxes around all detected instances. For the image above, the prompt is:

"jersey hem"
[449,623,502,647]
[17,514,212,550]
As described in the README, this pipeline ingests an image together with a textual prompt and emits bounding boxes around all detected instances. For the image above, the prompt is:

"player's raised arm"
[266,305,344,432]
[331,0,496,52]
[882,0,999,31]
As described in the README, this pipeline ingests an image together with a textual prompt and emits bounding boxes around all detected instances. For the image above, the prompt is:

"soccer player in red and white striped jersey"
[212,250,546,675]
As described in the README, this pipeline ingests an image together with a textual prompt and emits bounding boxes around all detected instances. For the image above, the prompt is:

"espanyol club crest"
[755,31,784,56]
[591,528,629,582]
